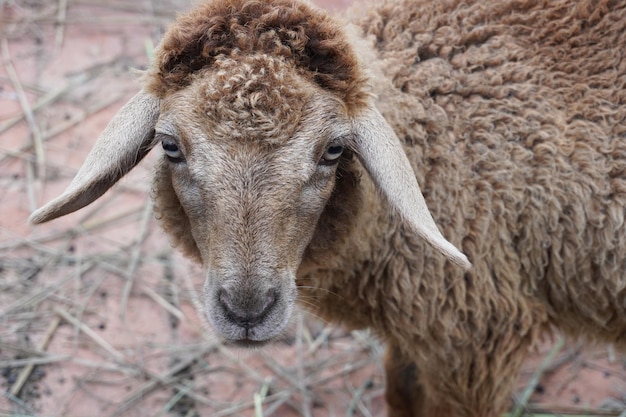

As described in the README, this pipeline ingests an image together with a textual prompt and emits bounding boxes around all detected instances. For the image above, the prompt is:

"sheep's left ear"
[29,90,160,224]
[352,105,471,270]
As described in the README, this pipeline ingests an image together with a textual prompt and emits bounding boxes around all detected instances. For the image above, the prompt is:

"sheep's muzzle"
[203,268,298,345]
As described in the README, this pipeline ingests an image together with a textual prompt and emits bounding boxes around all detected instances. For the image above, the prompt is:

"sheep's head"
[29,0,470,346]
[153,53,357,343]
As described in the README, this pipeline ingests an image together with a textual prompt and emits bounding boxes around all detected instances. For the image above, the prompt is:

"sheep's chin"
[222,338,275,349]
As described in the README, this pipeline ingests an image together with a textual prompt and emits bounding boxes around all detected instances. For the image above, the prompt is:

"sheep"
[28,0,626,415]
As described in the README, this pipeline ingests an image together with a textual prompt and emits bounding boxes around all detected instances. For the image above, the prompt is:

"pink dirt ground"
[1,1,626,417]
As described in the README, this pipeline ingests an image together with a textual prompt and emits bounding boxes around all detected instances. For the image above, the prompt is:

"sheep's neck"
[297,170,401,331]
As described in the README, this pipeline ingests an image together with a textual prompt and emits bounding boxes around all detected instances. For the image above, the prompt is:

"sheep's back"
[358,0,626,342]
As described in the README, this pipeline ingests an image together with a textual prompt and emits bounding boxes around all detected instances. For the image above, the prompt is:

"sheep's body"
[301,1,626,415]
[29,0,626,416]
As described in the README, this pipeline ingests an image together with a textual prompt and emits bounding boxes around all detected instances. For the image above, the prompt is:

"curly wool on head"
[199,53,311,144]
[145,0,369,110]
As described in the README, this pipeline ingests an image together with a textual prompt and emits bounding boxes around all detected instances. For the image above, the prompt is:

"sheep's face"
[155,55,351,344]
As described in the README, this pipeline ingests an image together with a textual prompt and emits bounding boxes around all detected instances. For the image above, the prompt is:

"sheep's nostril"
[218,287,232,311]
[218,287,278,329]
[262,288,277,313]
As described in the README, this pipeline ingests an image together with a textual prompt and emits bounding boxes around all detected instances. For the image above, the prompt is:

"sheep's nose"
[218,287,277,329]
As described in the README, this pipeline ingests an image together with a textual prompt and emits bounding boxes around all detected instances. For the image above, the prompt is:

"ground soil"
[1,1,626,416]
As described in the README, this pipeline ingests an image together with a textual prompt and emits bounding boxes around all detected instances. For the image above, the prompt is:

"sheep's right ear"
[352,105,472,270]
[29,90,160,224]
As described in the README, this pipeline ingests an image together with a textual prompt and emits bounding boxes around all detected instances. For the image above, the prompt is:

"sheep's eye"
[161,137,185,162]
[320,144,344,166]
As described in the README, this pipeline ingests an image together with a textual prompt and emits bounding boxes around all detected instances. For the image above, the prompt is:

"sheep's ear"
[29,90,160,224]
[352,105,471,270]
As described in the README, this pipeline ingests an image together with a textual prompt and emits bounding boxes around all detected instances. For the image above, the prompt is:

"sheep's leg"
[383,347,461,417]
[418,336,532,417]
[386,334,532,417]
[384,345,425,417]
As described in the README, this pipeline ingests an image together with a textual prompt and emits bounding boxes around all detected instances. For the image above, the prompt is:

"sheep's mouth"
[223,338,274,349]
